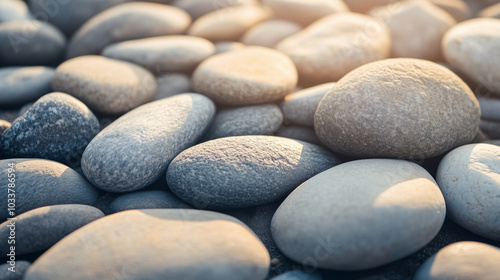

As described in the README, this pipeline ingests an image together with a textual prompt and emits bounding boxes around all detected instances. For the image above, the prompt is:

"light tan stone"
[262,0,348,26]
[241,20,301,48]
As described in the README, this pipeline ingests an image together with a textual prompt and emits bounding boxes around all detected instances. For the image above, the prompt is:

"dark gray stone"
[276,126,321,145]
[0,0,31,23]
[0,92,100,163]
[0,67,53,107]
[0,261,30,280]
[0,159,100,221]
[0,120,10,135]
[167,135,341,209]
[109,190,191,213]
[271,271,323,280]
[0,205,104,255]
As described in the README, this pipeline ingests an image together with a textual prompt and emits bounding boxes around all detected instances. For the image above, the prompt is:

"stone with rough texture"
[480,2,500,19]
[242,20,301,48]
[109,190,191,213]
[24,209,270,280]
[167,136,341,209]
[172,0,258,20]
[192,46,297,105]
[314,58,481,159]
[429,0,472,22]
[0,159,100,221]
[0,66,54,107]
[0,261,30,280]
[0,0,31,23]
[51,55,157,115]
[82,94,215,193]
[154,73,191,100]
[263,0,348,26]
[66,2,191,58]
[436,144,500,241]
[276,126,321,145]
[0,93,100,163]
[0,205,104,255]
[271,271,322,280]
[272,159,446,270]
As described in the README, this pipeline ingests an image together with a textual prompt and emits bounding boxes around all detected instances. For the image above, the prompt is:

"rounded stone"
[262,0,348,26]
[66,2,191,58]
[167,136,341,209]
[154,73,191,100]
[202,104,283,141]
[0,0,31,23]
[443,18,500,96]
[0,120,10,135]
[0,159,100,221]
[0,204,104,255]
[172,0,258,20]
[276,13,390,87]
[102,35,215,75]
[314,58,481,159]
[429,0,472,22]
[436,143,500,241]
[271,159,446,270]
[24,209,270,280]
[276,126,321,145]
[0,66,54,107]
[0,92,100,163]
[0,261,30,280]
[109,190,191,213]
[51,55,157,115]
[192,46,297,105]
[82,93,215,193]
[414,241,500,280]
[241,20,301,48]
[480,2,500,19]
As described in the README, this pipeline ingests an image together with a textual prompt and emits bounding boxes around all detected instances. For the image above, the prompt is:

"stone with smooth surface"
[241,20,301,48]
[281,83,334,126]
[480,119,500,139]
[109,190,191,213]
[0,0,31,23]
[478,97,500,121]
[154,73,191,100]
[0,66,54,107]
[262,0,348,26]
[172,0,258,20]
[480,2,500,19]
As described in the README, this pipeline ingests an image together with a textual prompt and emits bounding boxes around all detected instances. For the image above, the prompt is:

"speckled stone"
[109,190,191,213]
[82,93,215,193]
[272,159,446,270]
[436,144,500,241]
[51,55,157,115]
[172,0,258,19]
[0,20,65,66]
[271,271,323,280]
[202,104,283,141]
[480,119,500,139]
[480,2,500,19]
[262,0,348,26]
[414,242,500,280]
[0,159,100,221]
[154,73,191,100]
[241,20,301,48]
[0,204,104,255]
[102,35,215,75]
[0,261,30,280]
[314,58,481,159]
[276,126,321,145]
[0,66,54,107]
[66,2,191,58]
[192,46,297,105]
[214,41,246,54]
[429,0,472,22]
[0,120,11,135]
[167,136,341,209]
[0,0,31,23]
[24,209,270,280]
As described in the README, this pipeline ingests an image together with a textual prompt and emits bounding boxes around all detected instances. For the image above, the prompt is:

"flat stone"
[314,58,481,159]
[271,159,446,270]
[242,20,301,48]
[102,35,215,75]
[262,0,348,26]
[0,204,104,255]
[0,261,30,280]
[109,190,191,213]
[51,55,157,115]
[82,93,215,192]
[167,135,341,209]
[478,97,500,121]
[0,120,11,135]
[429,0,472,22]
[24,209,270,280]
[0,93,100,163]
[0,0,31,23]
[154,73,191,100]
[276,126,321,145]
[0,66,54,107]
[66,2,191,58]
[436,143,500,241]
[172,0,258,20]
[192,46,297,105]
[271,271,322,280]
[0,159,100,220]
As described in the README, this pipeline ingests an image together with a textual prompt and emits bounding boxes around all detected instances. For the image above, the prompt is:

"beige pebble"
[429,0,472,22]
[214,41,246,54]
[343,0,401,14]
[480,2,500,19]
[241,20,301,48]
[171,0,258,19]
[154,73,191,100]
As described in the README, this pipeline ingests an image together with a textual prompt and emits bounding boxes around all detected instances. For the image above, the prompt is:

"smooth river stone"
[109,190,191,213]
[271,159,446,270]
[443,18,500,96]
[51,55,157,115]
[241,20,301,48]
[66,2,191,58]
[0,93,100,163]
[0,0,31,23]
[102,35,215,75]
[314,58,481,159]
[202,104,283,141]
[0,204,104,255]
[429,0,472,22]
[154,73,191,100]
[0,66,53,107]
[414,241,500,280]
[172,0,258,19]
[167,136,341,209]
[0,261,30,280]
[276,13,390,87]
[192,46,297,105]
[262,0,348,26]
[0,20,65,66]
[82,93,215,193]
[281,83,334,127]
[436,143,500,241]
[0,159,100,221]
[24,209,270,280]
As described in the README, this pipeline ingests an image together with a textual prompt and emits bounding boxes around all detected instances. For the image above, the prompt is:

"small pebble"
[262,0,348,26]
[109,190,191,213]
[0,66,54,107]
[154,73,191,100]
[241,20,301,48]
[0,0,31,23]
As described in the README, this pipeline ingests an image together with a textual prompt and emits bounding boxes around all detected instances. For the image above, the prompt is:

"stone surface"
[343,0,401,13]
[314,58,481,159]
[214,41,246,54]
[51,55,157,115]
[429,0,472,22]
[0,120,10,135]
[241,20,301,48]
[276,126,321,145]
[154,73,191,100]
[436,143,500,241]
[192,46,297,105]
[102,35,215,75]
[172,0,258,20]
[480,2,500,19]
[82,93,215,193]
[262,0,348,26]
[66,2,191,58]
[0,0,31,23]
[0,67,54,107]
[272,159,446,270]
[0,93,100,163]
[24,209,270,280]
[276,13,390,87]
[443,18,500,96]
[0,261,30,280]
[109,190,191,213]
[202,104,283,140]
[478,97,500,121]
[414,241,500,280]
[0,205,104,255]
[0,159,100,221]
[271,271,323,280]
[167,136,341,209]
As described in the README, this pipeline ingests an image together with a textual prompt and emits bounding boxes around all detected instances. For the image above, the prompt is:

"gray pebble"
[0,261,30,280]
[154,73,191,100]
[0,66,53,107]
[109,190,191,213]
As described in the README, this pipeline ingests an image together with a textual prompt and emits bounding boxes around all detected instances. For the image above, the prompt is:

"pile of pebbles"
[1,0,500,279]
